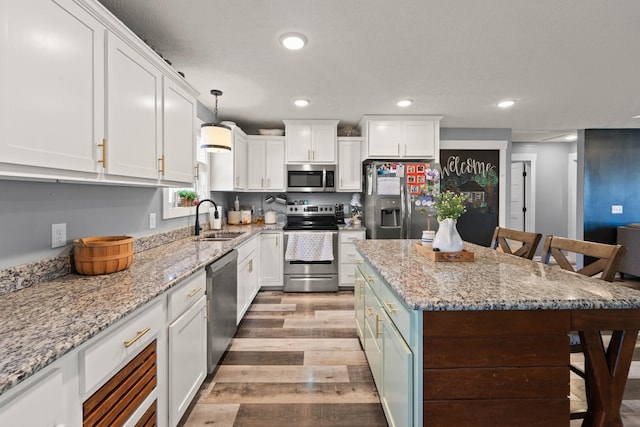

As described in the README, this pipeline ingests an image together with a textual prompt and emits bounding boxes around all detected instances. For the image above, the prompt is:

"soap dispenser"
[234,196,240,211]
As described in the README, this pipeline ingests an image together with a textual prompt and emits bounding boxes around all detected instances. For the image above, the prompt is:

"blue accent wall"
[584,129,640,245]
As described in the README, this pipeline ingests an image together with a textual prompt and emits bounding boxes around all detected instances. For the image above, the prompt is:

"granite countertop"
[356,239,640,311]
[0,224,275,396]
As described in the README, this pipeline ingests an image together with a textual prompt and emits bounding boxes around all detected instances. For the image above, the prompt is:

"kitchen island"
[355,239,640,427]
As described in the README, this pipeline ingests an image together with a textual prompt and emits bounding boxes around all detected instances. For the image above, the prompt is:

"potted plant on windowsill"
[178,190,198,207]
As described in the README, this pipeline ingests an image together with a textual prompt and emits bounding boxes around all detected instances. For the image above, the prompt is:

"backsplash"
[0,225,196,295]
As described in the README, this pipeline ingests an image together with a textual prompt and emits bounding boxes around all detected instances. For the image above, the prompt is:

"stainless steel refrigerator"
[364,161,441,239]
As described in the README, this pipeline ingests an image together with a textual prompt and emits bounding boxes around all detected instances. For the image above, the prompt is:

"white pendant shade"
[201,123,232,152]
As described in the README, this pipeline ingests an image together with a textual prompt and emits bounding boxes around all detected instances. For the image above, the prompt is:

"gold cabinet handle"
[308,149,311,161]
[365,306,373,317]
[261,178,264,187]
[355,259,363,265]
[194,163,200,180]
[98,139,107,168]
[158,155,165,176]
[383,301,397,314]
[248,259,253,273]
[205,299,210,320]
[397,143,400,156]
[366,275,374,283]
[375,315,383,337]
[124,327,151,348]
[267,177,270,187]
[359,283,364,299]
[187,287,201,298]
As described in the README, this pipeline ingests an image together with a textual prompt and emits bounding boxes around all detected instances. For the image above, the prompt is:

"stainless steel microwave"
[286,164,336,192]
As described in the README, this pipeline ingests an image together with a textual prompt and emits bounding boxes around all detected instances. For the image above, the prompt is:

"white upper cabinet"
[0,0,198,185]
[247,136,285,191]
[0,0,105,176]
[162,77,196,185]
[105,33,162,180]
[284,120,338,164]
[337,137,362,191]
[210,126,248,191]
[361,116,442,161]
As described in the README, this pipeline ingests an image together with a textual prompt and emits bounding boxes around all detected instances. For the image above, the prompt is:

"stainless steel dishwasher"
[206,250,238,373]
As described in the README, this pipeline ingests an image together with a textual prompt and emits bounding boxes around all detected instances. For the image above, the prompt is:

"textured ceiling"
[97,0,640,141]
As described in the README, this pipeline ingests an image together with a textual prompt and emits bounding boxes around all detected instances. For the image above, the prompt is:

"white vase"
[432,218,464,252]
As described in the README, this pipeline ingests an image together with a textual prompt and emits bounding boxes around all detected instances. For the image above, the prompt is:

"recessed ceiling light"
[497,100,516,109]
[280,33,307,50]
[396,99,413,107]
[294,99,309,107]
[565,134,577,141]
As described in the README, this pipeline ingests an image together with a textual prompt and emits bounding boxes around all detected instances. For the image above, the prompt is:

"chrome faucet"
[194,198,219,236]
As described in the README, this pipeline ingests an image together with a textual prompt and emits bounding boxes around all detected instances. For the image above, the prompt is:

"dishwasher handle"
[206,250,238,275]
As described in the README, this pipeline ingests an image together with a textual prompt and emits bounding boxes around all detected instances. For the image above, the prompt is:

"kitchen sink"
[197,231,246,241]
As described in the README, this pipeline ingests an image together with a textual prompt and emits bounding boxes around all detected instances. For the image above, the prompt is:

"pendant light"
[201,89,232,152]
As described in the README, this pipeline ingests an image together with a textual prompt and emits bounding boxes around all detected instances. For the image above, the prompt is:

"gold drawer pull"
[376,315,383,337]
[187,287,201,298]
[365,306,373,317]
[366,275,374,282]
[383,301,397,314]
[124,327,151,348]
[355,259,362,265]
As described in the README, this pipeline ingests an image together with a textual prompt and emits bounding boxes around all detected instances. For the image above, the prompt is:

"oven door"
[283,231,339,292]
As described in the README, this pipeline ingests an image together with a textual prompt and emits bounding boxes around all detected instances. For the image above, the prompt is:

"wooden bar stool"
[541,235,629,425]
[490,226,542,260]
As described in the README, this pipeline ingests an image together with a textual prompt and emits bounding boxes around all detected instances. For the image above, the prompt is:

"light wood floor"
[181,275,640,427]
[180,291,387,427]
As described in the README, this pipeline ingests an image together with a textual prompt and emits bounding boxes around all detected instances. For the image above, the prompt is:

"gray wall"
[512,141,575,241]
[0,180,194,268]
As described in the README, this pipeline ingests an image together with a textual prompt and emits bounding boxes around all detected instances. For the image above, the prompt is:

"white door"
[234,131,248,190]
[286,124,311,162]
[338,139,362,191]
[311,125,336,163]
[0,0,104,174]
[162,78,195,184]
[106,33,161,179]
[168,296,207,427]
[510,162,525,231]
[403,121,436,158]
[247,139,266,190]
[259,233,282,287]
[265,139,285,190]
[367,121,402,157]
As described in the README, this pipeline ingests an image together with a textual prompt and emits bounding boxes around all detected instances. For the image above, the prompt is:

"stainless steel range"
[283,204,339,292]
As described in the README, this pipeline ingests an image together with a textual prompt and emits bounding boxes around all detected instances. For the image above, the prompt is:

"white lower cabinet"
[0,361,68,426]
[354,264,366,342]
[237,235,259,324]
[339,230,366,288]
[259,231,283,288]
[168,270,207,426]
[380,310,413,427]
[168,295,206,426]
[358,251,415,427]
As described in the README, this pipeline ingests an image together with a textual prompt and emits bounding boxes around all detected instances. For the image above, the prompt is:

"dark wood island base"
[422,309,640,427]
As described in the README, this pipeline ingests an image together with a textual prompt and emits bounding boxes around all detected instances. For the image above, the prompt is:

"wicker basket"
[74,236,134,275]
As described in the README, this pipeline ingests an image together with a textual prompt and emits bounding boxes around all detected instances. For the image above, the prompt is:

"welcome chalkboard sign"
[440,149,500,246]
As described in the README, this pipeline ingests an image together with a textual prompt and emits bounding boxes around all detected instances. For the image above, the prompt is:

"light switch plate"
[611,205,623,214]
[51,223,66,248]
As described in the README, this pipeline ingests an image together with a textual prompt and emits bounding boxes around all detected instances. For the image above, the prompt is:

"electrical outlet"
[611,205,623,214]
[149,213,156,229]
[51,223,66,248]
